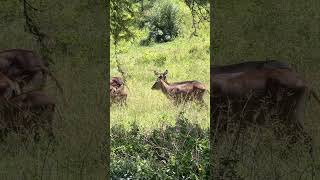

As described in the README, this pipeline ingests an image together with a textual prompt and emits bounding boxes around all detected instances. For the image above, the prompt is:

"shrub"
[111,113,210,179]
[141,0,182,45]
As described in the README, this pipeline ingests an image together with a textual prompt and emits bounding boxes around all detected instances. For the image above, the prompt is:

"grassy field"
[110,1,210,178]
[110,1,210,133]
[213,0,320,179]
[110,32,210,131]
[0,1,107,179]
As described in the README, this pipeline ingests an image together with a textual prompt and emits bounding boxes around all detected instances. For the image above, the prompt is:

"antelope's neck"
[159,79,171,94]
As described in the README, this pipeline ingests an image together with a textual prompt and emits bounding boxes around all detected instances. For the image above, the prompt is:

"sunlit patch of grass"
[110,6,210,178]
[111,23,210,131]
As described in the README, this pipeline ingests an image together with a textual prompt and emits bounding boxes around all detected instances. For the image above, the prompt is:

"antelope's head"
[151,70,168,90]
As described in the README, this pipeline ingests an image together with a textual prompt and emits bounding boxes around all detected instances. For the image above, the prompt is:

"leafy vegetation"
[0,1,107,179]
[110,0,139,45]
[110,0,210,178]
[144,0,182,43]
[111,114,210,179]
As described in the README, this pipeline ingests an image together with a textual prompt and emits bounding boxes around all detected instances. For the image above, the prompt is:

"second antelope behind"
[151,70,207,105]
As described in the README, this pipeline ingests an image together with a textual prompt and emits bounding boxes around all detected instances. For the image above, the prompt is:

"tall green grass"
[110,33,210,130]
[110,11,210,129]
[213,0,320,179]
[0,1,107,179]
[111,1,210,178]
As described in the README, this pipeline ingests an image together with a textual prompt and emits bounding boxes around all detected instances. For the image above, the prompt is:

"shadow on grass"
[111,112,210,179]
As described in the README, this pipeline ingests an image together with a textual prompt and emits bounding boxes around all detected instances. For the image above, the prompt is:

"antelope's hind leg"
[196,91,207,108]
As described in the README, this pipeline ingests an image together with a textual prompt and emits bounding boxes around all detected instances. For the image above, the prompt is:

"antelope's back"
[211,60,291,76]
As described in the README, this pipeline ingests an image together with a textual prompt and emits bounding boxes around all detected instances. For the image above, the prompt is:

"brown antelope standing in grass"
[151,70,208,106]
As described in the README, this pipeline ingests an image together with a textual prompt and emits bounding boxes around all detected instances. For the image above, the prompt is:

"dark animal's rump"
[211,60,291,75]
[0,49,62,93]
[210,63,316,145]
[0,91,56,141]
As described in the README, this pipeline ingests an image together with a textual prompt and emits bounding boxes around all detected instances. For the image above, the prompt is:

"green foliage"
[111,4,210,176]
[110,0,139,45]
[183,0,210,36]
[153,55,167,67]
[0,1,107,179]
[111,114,210,179]
[142,0,182,44]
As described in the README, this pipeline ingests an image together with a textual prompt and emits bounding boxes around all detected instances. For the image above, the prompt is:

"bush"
[141,0,182,45]
[111,113,210,179]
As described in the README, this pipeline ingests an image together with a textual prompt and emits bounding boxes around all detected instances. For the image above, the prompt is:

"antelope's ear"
[164,70,168,75]
[154,70,159,75]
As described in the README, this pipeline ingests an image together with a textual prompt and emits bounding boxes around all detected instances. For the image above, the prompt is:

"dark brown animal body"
[211,59,291,75]
[0,91,55,142]
[110,77,127,105]
[211,64,320,144]
[151,70,207,105]
[0,72,21,99]
[110,77,125,88]
[0,49,62,93]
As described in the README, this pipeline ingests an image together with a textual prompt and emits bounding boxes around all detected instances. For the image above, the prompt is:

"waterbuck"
[211,66,320,144]
[0,91,56,142]
[110,77,127,105]
[211,59,292,75]
[0,49,62,93]
[151,70,207,105]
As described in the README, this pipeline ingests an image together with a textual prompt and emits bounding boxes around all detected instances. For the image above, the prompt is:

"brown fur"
[151,70,207,105]
[0,49,62,93]
[211,67,319,144]
[0,72,21,99]
[110,77,127,105]
[211,59,291,75]
[0,91,55,142]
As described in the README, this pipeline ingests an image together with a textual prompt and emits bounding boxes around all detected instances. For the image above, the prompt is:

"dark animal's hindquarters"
[16,70,47,93]
[211,59,292,75]
[0,72,21,99]
[0,49,63,94]
[0,91,56,142]
[211,66,315,146]
[193,88,207,107]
